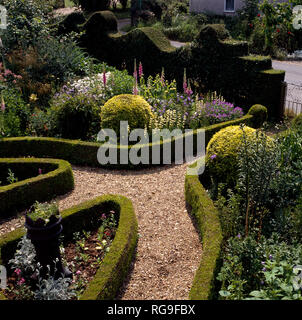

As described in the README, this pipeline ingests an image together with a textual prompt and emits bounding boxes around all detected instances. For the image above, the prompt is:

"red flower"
[104,230,111,237]
[257,13,261,17]
[276,29,280,33]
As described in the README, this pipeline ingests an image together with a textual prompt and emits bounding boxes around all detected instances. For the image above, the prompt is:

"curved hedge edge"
[79,195,138,300]
[0,114,254,169]
[0,158,74,218]
[185,162,222,300]
[0,194,138,301]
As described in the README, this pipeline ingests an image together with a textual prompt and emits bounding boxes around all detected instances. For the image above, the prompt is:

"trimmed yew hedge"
[0,112,256,169]
[0,158,74,218]
[0,194,138,300]
[185,163,222,300]
[74,13,285,119]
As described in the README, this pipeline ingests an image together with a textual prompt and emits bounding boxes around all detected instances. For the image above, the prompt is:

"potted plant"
[25,201,72,279]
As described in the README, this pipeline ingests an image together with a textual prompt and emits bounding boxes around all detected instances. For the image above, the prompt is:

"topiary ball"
[100,94,153,139]
[206,125,256,186]
[248,104,268,128]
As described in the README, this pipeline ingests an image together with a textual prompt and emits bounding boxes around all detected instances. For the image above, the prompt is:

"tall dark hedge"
[79,0,110,12]
[120,0,128,10]
[75,11,285,119]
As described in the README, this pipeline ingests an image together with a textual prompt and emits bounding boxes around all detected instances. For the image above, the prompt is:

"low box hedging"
[0,158,74,218]
[185,162,222,300]
[0,111,256,169]
[0,194,138,300]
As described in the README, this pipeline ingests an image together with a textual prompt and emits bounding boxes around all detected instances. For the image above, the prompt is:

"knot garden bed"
[0,195,138,300]
[0,105,265,300]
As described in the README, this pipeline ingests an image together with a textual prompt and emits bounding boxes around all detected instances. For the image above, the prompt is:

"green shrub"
[206,125,256,186]
[0,111,22,138]
[27,108,53,137]
[217,233,302,300]
[100,94,153,138]
[195,24,231,46]
[51,94,100,140]
[0,0,52,51]
[81,10,118,35]
[35,34,92,86]
[1,88,31,133]
[247,104,268,128]
[153,12,208,42]
[292,114,302,131]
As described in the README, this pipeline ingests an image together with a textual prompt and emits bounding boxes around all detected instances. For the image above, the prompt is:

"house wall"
[189,0,245,15]
[189,0,289,15]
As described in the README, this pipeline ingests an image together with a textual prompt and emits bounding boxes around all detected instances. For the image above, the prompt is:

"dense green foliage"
[0,0,53,51]
[50,94,100,140]
[211,123,302,300]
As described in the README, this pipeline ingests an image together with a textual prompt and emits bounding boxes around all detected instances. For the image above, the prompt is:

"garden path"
[56,163,203,300]
[0,164,203,299]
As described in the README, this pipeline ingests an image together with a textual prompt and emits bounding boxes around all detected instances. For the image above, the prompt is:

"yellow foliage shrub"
[100,94,153,138]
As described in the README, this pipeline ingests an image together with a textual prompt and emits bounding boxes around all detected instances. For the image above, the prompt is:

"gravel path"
[0,164,202,300]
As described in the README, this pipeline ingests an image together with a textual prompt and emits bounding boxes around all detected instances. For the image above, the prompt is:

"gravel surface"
[0,164,202,300]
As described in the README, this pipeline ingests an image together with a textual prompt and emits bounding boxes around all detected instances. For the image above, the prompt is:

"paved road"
[273,60,302,114]
[272,60,302,85]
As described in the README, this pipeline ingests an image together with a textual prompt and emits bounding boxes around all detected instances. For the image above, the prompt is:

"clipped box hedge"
[0,111,257,169]
[185,162,222,300]
[0,194,138,300]
[0,158,74,218]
